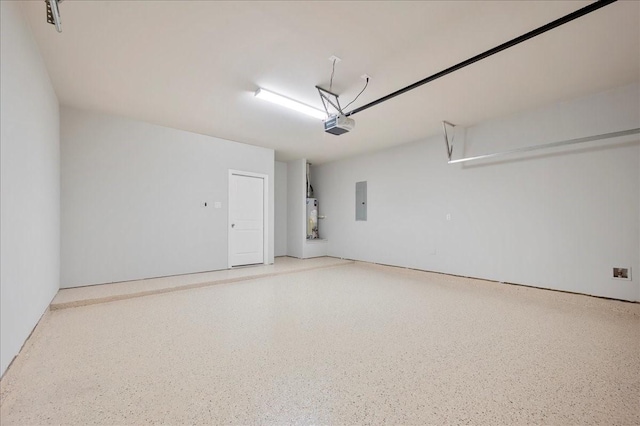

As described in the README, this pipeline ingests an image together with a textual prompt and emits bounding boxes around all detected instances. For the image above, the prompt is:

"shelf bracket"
[442,122,640,165]
[442,121,456,162]
[445,128,640,164]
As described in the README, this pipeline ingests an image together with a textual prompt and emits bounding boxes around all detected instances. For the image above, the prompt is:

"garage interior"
[1,1,639,424]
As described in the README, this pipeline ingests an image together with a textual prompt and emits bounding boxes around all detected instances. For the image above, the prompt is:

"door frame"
[228,169,269,268]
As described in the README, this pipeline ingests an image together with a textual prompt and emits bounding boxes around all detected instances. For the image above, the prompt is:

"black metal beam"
[345,0,617,117]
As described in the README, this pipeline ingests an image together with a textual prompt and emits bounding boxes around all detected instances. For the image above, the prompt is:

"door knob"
[231,223,235,228]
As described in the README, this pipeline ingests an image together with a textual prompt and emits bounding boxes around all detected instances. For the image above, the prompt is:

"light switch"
[214,201,222,209]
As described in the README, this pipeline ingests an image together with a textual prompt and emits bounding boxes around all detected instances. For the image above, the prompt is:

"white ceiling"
[22,1,640,163]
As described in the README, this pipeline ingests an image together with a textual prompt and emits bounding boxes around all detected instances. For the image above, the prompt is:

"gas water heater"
[306,198,319,239]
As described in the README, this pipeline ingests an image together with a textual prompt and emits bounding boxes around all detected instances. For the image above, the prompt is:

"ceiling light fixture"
[255,88,327,120]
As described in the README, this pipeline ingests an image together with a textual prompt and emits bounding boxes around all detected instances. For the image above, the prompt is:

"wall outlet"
[446,213,451,221]
[214,201,222,209]
[612,267,631,280]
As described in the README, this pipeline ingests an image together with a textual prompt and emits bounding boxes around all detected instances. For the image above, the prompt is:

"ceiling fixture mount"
[316,58,369,135]
[254,88,327,120]
[45,0,63,33]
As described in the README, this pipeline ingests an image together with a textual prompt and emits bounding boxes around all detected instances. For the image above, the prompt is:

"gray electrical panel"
[356,181,367,221]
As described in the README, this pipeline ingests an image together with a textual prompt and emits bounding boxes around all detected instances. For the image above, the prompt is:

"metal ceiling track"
[344,0,617,118]
[442,121,640,165]
[45,0,64,33]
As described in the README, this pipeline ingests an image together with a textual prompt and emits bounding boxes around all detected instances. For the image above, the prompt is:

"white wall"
[61,107,274,288]
[286,159,305,258]
[0,2,60,376]
[314,84,640,301]
[274,161,288,257]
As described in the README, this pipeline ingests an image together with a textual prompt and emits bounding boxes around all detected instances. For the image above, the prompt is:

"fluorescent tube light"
[255,88,327,120]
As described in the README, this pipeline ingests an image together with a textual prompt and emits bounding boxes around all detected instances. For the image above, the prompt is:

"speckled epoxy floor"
[1,262,639,424]
[51,256,353,309]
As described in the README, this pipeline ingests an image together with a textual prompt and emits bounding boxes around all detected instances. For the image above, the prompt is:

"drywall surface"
[61,107,274,288]
[0,1,60,376]
[286,159,305,258]
[274,161,288,256]
[304,240,328,258]
[314,84,640,301]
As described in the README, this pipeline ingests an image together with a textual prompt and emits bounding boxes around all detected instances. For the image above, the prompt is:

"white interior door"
[229,173,264,267]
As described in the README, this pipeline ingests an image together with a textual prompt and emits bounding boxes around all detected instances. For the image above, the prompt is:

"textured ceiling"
[22,1,640,163]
